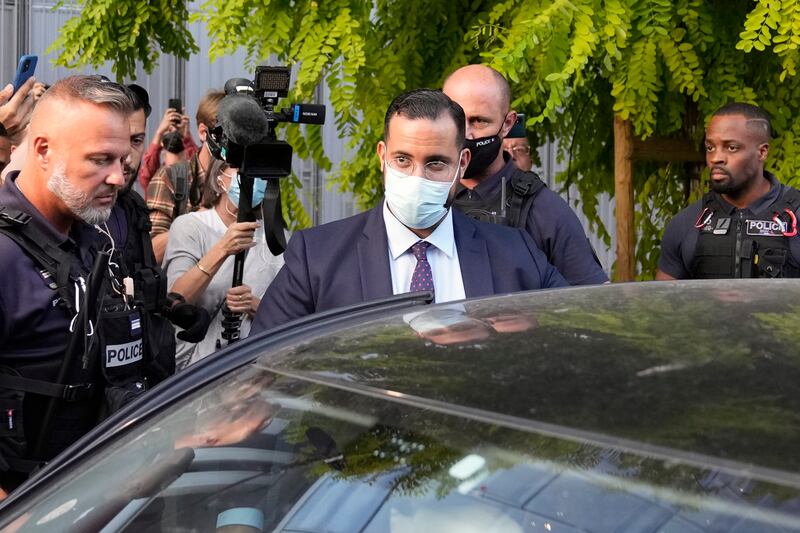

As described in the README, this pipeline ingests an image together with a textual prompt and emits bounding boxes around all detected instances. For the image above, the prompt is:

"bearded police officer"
[443,65,608,286]
[657,103,800,279]
[0,76,153,495]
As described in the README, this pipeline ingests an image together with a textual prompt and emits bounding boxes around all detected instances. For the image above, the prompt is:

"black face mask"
[463,126,503,179]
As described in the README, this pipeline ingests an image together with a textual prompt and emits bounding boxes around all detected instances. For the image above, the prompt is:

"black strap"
[507,168,546,228]
[0,207,77,314]
[169,162,190,221]
[261,178,287,255]
[119,191,167,313]
[0,374,94,402]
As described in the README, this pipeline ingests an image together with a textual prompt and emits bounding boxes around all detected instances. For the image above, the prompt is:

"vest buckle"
[62,383,94,402]
[0,208,32,226]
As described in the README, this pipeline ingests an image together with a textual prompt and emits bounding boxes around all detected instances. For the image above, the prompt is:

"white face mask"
[383,156,462,230]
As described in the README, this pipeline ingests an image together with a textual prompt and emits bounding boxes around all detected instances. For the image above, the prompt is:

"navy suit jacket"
[251,205,567,332]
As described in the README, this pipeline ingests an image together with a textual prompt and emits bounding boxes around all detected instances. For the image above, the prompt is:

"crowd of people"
[0,62,798,497]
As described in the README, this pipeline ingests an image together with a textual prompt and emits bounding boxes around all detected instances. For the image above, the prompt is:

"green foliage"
[49,0,198,80]
[473,0,800,277]
[50,0,800,276]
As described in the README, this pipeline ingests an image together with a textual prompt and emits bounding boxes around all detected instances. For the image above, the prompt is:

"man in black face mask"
[443,65,608,285]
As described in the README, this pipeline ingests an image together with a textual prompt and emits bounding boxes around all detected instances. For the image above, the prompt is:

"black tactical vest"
[0,201,169,478]
[689,188,800,279]
[453,167,546,228]
[0,208,104,475]
[115,191,176,385]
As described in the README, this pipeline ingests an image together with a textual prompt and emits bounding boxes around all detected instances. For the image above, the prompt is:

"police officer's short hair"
[384,89,466,149]
[713,102,772,140]
[38,75,134,117]
[126,83,152,118]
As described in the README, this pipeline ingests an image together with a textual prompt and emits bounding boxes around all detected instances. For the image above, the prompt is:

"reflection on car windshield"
[6,363,800,532]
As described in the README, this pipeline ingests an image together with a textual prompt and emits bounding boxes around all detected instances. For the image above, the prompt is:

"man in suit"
[251,89,567,333]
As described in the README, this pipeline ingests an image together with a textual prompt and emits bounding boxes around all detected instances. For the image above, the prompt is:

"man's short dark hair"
[712,102,771,141]
[384,89,466,148]
[126,83,152,118]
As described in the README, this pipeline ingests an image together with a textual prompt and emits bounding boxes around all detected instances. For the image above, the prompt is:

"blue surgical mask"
[224,174,267,208]
[383,159,461,229]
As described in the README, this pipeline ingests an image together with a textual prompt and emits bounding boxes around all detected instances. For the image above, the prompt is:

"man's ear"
[460,147,471,176]
[32,135,50,169]
[501,110,517,139]
[376,140,386,172]
[758,142,769,162]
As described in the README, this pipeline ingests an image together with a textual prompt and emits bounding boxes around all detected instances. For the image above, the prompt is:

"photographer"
[164,163,283,368]
[138,104,197,190]
[147,91,225,262]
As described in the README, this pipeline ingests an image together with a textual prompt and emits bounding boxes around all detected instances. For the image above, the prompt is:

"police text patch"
[106,340,143,368]
[746,219,786,237]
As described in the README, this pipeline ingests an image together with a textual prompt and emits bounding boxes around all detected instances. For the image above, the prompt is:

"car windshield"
[3,357,800,532]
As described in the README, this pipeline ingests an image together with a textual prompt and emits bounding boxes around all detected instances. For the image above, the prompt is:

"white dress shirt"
[383,202,466,303]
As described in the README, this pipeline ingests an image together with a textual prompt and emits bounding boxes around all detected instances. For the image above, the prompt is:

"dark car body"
[1,280,800,532]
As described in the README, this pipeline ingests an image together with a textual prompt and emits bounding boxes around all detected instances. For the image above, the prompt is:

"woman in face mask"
[163,163,284,368]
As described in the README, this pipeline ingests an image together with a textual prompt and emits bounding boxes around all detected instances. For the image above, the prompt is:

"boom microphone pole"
[219,168,258,343]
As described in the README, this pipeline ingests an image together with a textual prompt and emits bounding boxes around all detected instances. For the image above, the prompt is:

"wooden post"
[614,116,635,282]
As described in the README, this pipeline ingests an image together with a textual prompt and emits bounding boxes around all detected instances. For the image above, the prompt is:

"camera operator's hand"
[0,77,36,134]
[216,221,259,256]
[226,284,260,318]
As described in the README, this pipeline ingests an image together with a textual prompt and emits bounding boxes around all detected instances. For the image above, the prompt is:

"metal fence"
[1,0,614,273]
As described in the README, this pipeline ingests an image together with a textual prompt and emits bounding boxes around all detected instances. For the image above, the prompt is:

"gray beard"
[47,163,116,225]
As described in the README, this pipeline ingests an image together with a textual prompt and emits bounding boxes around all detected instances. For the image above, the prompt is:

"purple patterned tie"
[409,240,434,298]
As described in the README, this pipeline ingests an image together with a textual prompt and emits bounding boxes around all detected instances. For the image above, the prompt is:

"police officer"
[0,76,141,495]
[657,103,800,279]
[442,65,608,285]
[106,83,210,382]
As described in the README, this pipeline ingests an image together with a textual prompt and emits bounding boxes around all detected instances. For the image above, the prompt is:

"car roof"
[259,280,800,480]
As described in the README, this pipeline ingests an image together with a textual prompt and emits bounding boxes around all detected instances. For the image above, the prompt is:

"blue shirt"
[454,156,608,285]
[0,172,106,361]
[658,173,800,279]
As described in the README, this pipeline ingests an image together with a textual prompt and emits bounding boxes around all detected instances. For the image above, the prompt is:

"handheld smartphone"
[168,98,182,111]
[12,55,37,95]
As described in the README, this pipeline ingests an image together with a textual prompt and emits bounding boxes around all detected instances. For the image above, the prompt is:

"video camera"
[207,66,326,343]
[208,66,325,180]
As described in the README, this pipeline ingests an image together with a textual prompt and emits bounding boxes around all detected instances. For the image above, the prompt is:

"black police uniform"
[0,173,153,490]
[107,189,177,383]
[659,172,800,279]
[452,155,608,285]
